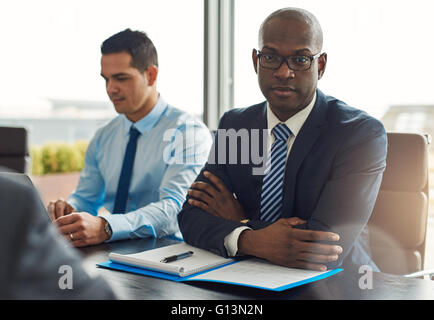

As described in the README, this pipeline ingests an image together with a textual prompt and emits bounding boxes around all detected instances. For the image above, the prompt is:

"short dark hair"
[101,29,158,72]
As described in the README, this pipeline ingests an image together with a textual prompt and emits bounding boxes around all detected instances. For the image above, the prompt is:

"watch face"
[104,221,112,237]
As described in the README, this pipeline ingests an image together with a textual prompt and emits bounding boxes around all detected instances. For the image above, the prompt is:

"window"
[234,0,434,120]
[0,0,204,145]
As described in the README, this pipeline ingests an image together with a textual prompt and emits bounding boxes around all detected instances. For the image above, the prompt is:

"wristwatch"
[102,218,113,240]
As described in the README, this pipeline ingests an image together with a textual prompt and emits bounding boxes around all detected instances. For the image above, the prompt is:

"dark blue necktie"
[260,123,292,222]
[113,126,140,214]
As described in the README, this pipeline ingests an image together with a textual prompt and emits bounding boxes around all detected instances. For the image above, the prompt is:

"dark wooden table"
[78,237,434,300]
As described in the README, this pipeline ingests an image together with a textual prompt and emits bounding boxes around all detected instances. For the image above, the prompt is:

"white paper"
[189,258,330,289]
[109,242,233,277]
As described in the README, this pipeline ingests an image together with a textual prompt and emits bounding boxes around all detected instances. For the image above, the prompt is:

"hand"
[47,198,76,221]
[187,171,246,222]
[238,218,343,271]
[54,212,109,247]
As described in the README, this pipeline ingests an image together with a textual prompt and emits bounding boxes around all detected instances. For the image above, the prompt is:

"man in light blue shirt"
[48,29,212,247]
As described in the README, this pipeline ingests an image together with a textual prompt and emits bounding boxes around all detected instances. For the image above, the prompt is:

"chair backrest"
[0,127,30,174]
[368,132,430,275]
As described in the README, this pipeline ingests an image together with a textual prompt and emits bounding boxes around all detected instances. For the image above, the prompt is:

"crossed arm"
[183,119,387,271]
[186,171,342,271]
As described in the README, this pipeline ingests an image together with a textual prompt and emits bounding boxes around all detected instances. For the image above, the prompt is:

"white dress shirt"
[223,92,317,256]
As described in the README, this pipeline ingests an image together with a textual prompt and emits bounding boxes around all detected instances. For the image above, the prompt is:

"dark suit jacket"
[178,89,387,271]
[0,172,116,299]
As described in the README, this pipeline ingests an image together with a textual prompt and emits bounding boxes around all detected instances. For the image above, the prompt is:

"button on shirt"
[67,96,213,241]
[223,92,317,256]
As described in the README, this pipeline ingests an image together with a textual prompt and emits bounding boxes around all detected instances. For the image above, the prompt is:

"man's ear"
[252,49,259,74]
[317,53,327,80]
[145,65,158,86]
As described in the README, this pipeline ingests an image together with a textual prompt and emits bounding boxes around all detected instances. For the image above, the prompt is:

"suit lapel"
[281,90,329,217]
[252,101,268,130]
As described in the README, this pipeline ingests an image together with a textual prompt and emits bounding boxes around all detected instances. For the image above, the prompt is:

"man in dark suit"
[0,172,116,299]
[178,7,387,272]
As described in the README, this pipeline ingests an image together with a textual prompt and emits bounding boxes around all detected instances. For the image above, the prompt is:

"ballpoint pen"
[160,251,194,263]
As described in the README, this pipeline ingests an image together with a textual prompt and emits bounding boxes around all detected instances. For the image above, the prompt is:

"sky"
[1,0,434,120]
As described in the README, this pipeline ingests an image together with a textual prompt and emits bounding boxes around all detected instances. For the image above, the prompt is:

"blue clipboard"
[97,260,342,292]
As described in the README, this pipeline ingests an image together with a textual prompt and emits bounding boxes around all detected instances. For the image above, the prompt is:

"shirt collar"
[266,91,317,138]
[121,95,168,136]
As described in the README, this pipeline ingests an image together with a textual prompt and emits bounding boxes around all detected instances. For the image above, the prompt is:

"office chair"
[368,132,433,278]
[0,126,30,174]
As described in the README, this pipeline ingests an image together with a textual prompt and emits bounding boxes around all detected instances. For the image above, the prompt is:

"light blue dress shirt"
[67,96,213,241]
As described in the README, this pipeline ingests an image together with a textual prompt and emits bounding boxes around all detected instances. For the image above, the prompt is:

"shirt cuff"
[65,198,78,212]
[102,214,155,242]
[67,196,96,216]
[223,226,252,257]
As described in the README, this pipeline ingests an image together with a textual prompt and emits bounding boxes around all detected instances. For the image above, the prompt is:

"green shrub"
[73,140,88,171]
[30,146,44,175]
[31,141,89,175]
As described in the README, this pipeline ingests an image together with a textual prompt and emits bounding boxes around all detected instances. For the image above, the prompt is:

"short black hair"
[101,29,158,72]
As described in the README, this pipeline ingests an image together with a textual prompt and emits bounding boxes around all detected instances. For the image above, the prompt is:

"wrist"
[100,217,112,241]
[237,229,257,257]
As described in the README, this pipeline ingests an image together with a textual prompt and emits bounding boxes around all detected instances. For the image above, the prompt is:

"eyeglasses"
[256,50,323,71]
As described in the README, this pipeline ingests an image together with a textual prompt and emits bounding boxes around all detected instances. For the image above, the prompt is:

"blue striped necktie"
[113,126,140,214]
[260,123,292,222]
